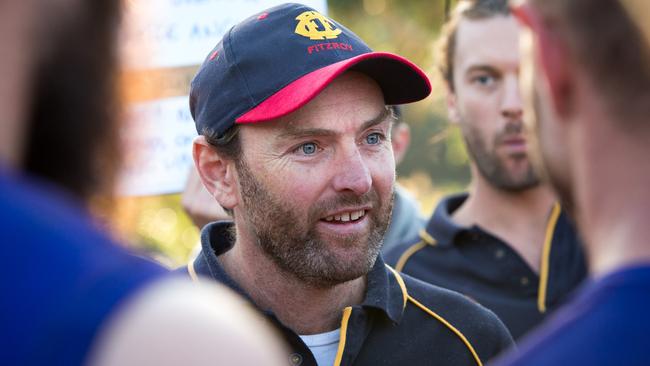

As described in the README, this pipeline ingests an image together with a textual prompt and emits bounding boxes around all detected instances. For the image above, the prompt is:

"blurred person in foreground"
[493,0,650,364]
[181,105,425,253]
[385,0,586,340]
[0,1,285,365]
[185,3,513,366]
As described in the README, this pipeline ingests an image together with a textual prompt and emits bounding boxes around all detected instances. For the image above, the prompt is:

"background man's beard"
[463,121,541,192]
[237,160,392,288]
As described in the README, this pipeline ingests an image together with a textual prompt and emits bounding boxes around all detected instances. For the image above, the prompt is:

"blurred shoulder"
[88,278,287,366]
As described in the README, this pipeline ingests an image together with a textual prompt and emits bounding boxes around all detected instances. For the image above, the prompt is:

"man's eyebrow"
[275,126,337,140]
[276,107,391,140]
[359,107,392,132]
[465,64,501,75]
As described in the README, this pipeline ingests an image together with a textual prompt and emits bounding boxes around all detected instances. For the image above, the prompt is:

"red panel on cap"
[235,52,429,124]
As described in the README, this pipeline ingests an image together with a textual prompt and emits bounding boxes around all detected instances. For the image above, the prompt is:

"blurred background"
[113,0,471,267]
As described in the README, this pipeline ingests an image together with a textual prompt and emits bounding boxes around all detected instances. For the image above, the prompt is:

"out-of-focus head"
[191,3,431,287]
[0,0,38,167]
[438,0,511,93]
[0,0,122,203]
[437,0,540,192]
[512,0,650,206]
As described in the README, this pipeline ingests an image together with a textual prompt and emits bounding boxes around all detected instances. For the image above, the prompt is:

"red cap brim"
[235,52,431,124]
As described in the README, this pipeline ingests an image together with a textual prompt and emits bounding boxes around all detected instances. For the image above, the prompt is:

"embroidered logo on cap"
[294,11,342,40]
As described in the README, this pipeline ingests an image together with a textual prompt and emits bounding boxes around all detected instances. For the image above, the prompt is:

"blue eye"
[300,142,318,155]
[474,75,495,86]
[366,133,381,145]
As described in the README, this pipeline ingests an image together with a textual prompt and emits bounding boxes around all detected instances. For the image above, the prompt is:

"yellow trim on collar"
[408,295,483,366]
[395,241,427,272]
[386,264,409,309]
[394,230,437,272]
[333,307,352,366]
[187,259,199,282]
[537,202,561,313]
[419,229,437,246]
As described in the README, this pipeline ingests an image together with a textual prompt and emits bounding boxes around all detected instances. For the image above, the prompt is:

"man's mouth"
[501,135,526,145]
[499,135,528,155]
[322,209,367,223]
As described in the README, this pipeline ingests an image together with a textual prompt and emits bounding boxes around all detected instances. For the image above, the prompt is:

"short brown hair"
[436,0,510,91]
[529,0,650,132]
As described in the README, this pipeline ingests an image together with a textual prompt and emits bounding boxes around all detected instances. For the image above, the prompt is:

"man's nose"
[502,75,523,120]
[331,145,372,196]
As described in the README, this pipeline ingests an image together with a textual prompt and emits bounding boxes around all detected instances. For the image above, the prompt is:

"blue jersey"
[0,169,166,365]
[493,265,650,365]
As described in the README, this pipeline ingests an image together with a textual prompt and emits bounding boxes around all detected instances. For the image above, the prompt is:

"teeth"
[324,210,366,222]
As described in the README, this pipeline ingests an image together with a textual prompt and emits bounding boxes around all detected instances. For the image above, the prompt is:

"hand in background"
[181,168,230,229]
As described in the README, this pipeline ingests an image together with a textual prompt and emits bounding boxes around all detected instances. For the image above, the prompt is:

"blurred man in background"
[0,1,285,365]
[380,106,427,253]
[385,0,586,340]
[494,0,650,364]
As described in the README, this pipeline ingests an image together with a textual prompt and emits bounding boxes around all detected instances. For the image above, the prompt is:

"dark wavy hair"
[23,1,122,203]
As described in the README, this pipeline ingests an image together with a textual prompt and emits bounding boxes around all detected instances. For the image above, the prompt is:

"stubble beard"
[236,159,392,289]
[463,120,541,192]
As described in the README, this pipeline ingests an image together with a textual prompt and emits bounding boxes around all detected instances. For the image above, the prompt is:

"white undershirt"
[299,328,341,366]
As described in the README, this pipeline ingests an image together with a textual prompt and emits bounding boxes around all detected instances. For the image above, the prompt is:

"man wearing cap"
[185,3,513,366]
[493,0,650,364]
[384,0,586,340]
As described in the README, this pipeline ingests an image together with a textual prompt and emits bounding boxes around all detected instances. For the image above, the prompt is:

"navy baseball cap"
[190,2,431,138]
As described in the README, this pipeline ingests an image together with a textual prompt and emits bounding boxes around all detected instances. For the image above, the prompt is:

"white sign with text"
[118,0,327,196]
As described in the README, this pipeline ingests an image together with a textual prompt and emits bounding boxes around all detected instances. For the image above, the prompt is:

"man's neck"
[453,174,556,272]
[575,126,650,278]
[218,227,366,335]
[588,202,650,278]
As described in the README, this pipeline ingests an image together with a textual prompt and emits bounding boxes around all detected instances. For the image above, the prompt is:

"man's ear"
[446,91,461,124]
[192,136,238,211]
[391,123,411,165]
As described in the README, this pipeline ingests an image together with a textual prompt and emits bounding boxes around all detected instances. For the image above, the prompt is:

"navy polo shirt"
[384,193,587,340]
[183,221,514,366]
